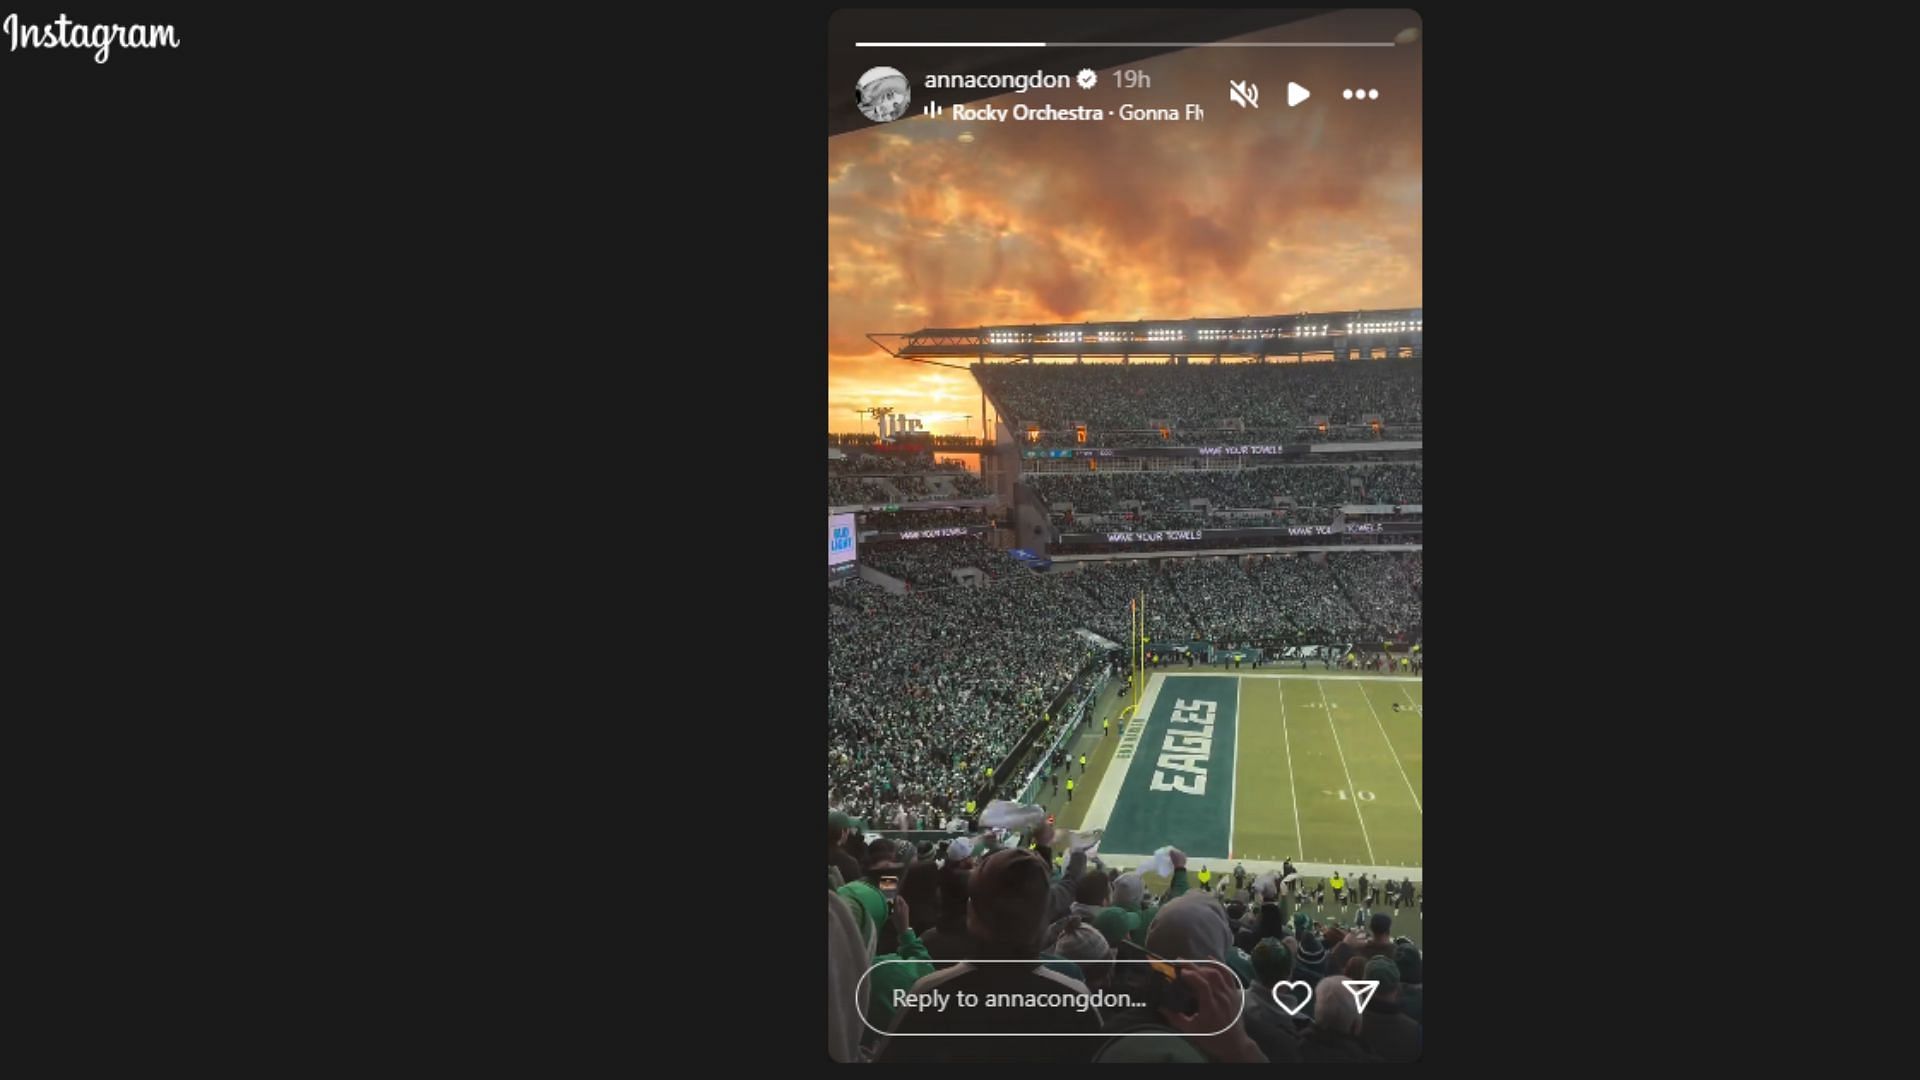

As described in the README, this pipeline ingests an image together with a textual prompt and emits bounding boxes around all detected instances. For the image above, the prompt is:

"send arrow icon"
[1344,979,1379,1013]
[1287,81,1310,107]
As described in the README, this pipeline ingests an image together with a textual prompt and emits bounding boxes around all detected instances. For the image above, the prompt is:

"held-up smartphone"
[878,875,899,904]
[1113,940,1199,1016]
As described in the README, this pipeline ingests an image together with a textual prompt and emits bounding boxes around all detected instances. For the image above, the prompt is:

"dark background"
[4,5,1824,1067]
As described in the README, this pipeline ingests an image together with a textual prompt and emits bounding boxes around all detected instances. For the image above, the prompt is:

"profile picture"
[856,66,910,123]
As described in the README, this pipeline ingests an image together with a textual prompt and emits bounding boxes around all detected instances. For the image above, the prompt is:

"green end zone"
[1088,671,1423,873]
[1095,674,1239,858]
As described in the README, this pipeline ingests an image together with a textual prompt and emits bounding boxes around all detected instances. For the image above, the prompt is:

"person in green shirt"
[836,880,933,1033]
[1105,849,1193,946]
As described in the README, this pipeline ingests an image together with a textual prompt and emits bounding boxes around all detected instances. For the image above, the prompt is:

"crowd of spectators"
[1064,554,1419,648]
[1022,422,1420,448]
[829,477,884,504]
[828,578,1105,829]
[1028,466,1354,520]
[827,578,882,609]
[829,432,986,448]
[860,508,989,532]
[828,554,1421,831]
[1284,505,1340,526]
[889,475,933,499]
[831,473,991,507]
[1047,527,1392,557]
[828,827,1423,1061]
[1049,507,1340,532]
[1362,465,1423,504]
[832,361,1423,1062]
[1329,553,1424,637]
[977,358,1423,441]
[831,452,976,476]
[945,472,990,497]
[860,536,1024,587]
[1057,554,1413,648]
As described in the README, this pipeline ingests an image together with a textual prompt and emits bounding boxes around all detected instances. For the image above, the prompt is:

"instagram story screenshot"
[827,9,1422,1064]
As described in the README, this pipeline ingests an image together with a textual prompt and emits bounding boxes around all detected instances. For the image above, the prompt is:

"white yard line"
[1397,684,1423,715]
[1357,683,1421,814]
[1230,676,1240,859]
[1279,678,1304,861]
[1315,679,1376,864]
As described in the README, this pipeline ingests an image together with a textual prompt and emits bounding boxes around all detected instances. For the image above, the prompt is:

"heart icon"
[1272,980,1313,1016]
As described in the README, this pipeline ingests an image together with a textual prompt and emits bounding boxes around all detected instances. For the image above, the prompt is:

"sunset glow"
[828,11,1421,438]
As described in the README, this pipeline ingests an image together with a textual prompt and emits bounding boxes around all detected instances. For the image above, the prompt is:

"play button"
[1287,81,1310,107]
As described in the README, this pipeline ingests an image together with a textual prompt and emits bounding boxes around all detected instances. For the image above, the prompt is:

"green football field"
[1080,671,1423,877]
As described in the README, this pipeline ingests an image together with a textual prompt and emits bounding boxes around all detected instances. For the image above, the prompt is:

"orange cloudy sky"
[828,10,1421,437]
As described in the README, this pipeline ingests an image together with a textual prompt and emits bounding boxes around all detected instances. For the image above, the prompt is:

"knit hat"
[1053,919,1113,964]
[946,835,974,862]
[1364,955,1402,993]
[1292,928,1326,970]
[968,848,1053,946]
[1251,937,1294,984]
[1093,907,1135,948]
[1110,870,1145,908]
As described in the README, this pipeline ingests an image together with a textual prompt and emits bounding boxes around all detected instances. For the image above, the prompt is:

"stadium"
[828,9,1421,1061]
[829,313,1423,1061]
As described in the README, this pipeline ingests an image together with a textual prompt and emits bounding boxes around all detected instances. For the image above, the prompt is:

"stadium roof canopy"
[868,309,1423,361]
